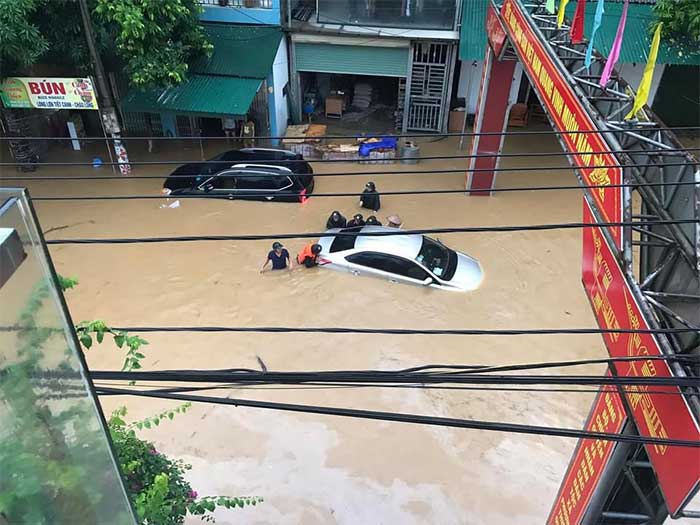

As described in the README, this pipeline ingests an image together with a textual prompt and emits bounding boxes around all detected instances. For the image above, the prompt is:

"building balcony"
[200,0,273,9]
[316,0,458,31]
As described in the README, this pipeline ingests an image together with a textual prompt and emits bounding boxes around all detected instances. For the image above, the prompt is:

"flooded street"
[5,133,610,524]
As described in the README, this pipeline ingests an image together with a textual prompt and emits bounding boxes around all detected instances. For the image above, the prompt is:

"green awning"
[459,0,488,62]
[459,1,700,65]
[192,24,283,78]
[121,75,262,117]
[121,24,282,117]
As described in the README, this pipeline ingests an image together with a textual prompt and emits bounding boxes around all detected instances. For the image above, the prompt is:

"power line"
[92,387,700,448]
[44,219,700,245]
[92,381,696,398]
[90,369,700,388]
[3,125,698,141]
[2,157,696,168]
[27,180,700,202]
[2,148,698,173]
[107,325,699,336]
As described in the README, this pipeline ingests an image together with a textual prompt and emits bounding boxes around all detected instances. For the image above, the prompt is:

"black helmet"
[331,210,341,218]
[366,215,379,225]
[272,241,283,250]
[311,244,322,254]
[365,181,376,191]
[353,213,363,221]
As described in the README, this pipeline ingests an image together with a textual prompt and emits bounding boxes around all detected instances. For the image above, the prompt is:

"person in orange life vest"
[297,243,322,268]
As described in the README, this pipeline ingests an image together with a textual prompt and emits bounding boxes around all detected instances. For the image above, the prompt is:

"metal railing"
[199,0,273,9]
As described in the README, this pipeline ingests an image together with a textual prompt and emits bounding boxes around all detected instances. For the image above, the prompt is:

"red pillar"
[466,47,516,195]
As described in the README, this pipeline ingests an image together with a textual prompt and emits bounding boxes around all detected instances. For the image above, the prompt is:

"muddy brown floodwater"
[6,132,615,524]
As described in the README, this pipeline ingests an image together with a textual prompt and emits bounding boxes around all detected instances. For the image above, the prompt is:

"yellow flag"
[557,0,570,27]
[625,23,663,120]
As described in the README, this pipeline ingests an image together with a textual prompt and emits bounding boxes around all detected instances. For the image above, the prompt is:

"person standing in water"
[359,181,381,212]
[326,210,347,229]
[261,242,292,273]
[297,243,323,268]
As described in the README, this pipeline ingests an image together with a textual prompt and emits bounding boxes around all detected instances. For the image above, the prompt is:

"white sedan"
[316,226,484,292]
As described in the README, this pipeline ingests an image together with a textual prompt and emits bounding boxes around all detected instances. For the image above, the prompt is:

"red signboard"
[486,3,508,58]
[548,376,627,525]
[582,198,700,514]
[500,0,623,247]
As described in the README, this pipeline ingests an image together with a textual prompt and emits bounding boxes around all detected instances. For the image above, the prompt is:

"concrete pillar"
[466,46,516,195]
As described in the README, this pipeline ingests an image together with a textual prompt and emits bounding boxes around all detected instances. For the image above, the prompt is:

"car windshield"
[329,227,362,253]
[415,237,457,280]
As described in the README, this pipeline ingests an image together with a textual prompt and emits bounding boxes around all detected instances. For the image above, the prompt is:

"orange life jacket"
[297,244,317,264]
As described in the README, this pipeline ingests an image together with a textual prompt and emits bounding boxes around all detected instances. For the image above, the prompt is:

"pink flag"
[600,0,629,87]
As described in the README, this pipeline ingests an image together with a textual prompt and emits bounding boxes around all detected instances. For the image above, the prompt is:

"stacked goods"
[352,83,373,110]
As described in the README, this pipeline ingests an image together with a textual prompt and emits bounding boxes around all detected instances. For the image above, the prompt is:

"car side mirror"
[423,277,433,286]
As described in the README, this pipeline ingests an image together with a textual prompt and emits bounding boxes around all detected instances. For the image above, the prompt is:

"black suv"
[162,148,314,203]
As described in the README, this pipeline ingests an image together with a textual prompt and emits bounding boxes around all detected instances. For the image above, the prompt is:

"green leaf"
[114,334,126,348]
[96,330,104,344]
[143,420,151,429]
[79,333,92,349]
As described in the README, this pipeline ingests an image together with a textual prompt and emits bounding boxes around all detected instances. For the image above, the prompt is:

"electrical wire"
[89,369,700,388]
[2,147,698,173]
[92,381,697,398]
[92,386,700,448]
[27,180,700,201]
[2,157,696,168]
[3,125,698,141]
[44,219,700,245]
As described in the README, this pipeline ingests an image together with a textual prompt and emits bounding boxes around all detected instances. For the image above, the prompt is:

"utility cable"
[28,180,700,202]
[92,381,697,398]
[45,219,700,245]
[2,156,696,168]
[89,370,700,388]
[92,386,700,448]
[0,148,700,174]
[3,125,698,141]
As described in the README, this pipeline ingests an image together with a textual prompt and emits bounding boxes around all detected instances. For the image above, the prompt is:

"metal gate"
[406,42,454,132]
[248,79,270,138]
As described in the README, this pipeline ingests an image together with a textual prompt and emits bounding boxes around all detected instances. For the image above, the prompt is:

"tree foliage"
[0,0,212,88]
[0,0,48,74]
[654,0,700,41]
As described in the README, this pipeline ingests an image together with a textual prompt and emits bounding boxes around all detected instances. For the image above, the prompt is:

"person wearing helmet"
[297,243,323,268]
[365,215,382,226]
[261,241,292,273]
[359,181,381,212]
[346,213,365,227]
[326,210,347,229]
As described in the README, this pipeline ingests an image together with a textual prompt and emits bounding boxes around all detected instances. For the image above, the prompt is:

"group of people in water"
[261,181,403,273]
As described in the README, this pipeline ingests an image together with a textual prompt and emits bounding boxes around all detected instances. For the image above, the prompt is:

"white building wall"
[616,62,666,107]
[457,60,484,114]
[272,38,290,141]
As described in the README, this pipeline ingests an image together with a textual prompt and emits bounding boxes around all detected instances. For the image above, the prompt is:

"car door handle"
[389,279,398,284]
[351,270,360,276]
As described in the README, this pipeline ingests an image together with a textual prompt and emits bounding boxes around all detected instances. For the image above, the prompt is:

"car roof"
[354,226,423,258]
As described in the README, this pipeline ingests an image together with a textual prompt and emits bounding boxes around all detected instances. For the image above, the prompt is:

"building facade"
[284,0,462,133]
[120,0,290,143]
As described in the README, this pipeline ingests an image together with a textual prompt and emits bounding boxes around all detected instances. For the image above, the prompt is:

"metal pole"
[77,0,130,174]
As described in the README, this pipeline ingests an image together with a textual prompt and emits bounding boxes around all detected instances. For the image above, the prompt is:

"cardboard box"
[448,110,466,132]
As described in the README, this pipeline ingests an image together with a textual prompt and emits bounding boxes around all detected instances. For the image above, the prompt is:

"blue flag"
[585,0,605,68]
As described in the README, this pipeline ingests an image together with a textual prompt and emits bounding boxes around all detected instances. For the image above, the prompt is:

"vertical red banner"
[582,198,700,514]
[547,375,627,525]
